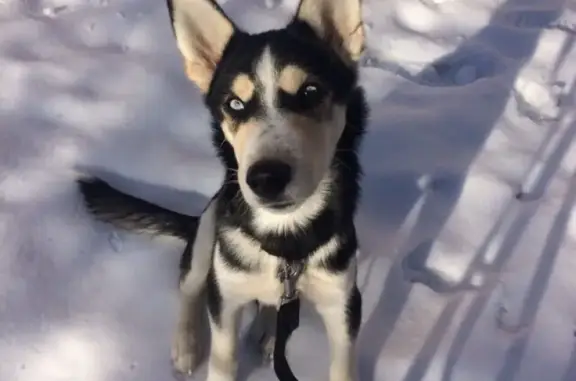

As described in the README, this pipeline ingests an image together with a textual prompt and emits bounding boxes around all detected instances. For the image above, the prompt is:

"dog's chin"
[239,189,296,214]
[260,200,298,213]
[240,179,325,215]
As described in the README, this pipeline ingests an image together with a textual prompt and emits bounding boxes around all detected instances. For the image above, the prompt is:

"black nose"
[246,160,292,201]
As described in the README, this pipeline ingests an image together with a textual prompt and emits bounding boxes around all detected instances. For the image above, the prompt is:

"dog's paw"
[329,368,356,381]
[246,305,277,366]
[246,330,275,365]
[171,335,200,375]
[258,332,275,364]
[329,374,354,381]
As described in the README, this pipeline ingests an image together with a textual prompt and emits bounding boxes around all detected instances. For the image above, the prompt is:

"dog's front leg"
[206,282,244,381]
[172,287,209,374]
[314,284,362,381]
[172,197,217,375]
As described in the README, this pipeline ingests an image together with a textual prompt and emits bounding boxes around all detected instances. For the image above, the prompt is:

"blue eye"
[227,97,245,112]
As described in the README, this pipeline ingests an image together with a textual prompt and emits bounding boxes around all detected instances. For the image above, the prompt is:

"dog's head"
[167,0,365,213]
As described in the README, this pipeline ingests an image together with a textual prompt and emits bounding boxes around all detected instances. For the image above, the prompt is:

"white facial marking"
[255,47,277,113]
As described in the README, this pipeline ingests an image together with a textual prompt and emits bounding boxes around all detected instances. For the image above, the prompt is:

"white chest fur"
[213,228,356,307]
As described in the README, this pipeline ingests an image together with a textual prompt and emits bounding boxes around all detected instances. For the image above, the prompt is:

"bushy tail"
[77,177,198,240]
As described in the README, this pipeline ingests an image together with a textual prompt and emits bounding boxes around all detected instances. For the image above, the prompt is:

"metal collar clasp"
[279,261,304,305]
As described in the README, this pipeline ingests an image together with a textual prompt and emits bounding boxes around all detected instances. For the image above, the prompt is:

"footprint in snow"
[514,77,560,122]
[401,241,476,294]
[394,0,444,35]
[496,9,563,30]
[263,0,281,10]
[108,231,123,252]
[419,47,506,87]
[41,5,68,17]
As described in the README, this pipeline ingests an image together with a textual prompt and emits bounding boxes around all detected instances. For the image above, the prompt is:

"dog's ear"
[167,0,236,92]
[295,0,365,64]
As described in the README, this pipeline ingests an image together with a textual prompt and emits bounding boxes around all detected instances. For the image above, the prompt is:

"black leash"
[273,261,305,381]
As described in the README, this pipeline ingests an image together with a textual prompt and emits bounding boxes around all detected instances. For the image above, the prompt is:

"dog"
[77,0,368,380]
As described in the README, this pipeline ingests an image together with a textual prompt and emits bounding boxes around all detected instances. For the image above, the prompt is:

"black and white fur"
[78,1,368,380]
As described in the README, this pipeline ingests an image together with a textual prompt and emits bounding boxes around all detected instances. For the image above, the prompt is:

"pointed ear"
[167,0,236,92]
[295,0,365,64]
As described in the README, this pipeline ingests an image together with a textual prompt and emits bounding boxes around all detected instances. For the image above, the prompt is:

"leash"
[273,260,305,381]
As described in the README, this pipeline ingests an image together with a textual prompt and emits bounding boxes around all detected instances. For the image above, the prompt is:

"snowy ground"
[1,0,576,380]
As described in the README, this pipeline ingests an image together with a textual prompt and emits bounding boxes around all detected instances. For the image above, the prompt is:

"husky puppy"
[78,0,368,380]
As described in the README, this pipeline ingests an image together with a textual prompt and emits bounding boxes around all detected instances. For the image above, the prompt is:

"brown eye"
[296,82,326,109]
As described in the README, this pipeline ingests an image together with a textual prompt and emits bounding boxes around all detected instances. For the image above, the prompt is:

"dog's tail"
[77,177,198,241]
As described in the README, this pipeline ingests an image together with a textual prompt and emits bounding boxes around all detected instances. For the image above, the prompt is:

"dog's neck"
[214,88,367,261]
[218,164,354,262]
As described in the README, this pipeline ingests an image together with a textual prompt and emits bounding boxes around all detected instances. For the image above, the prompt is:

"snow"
[1,0,576,380]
